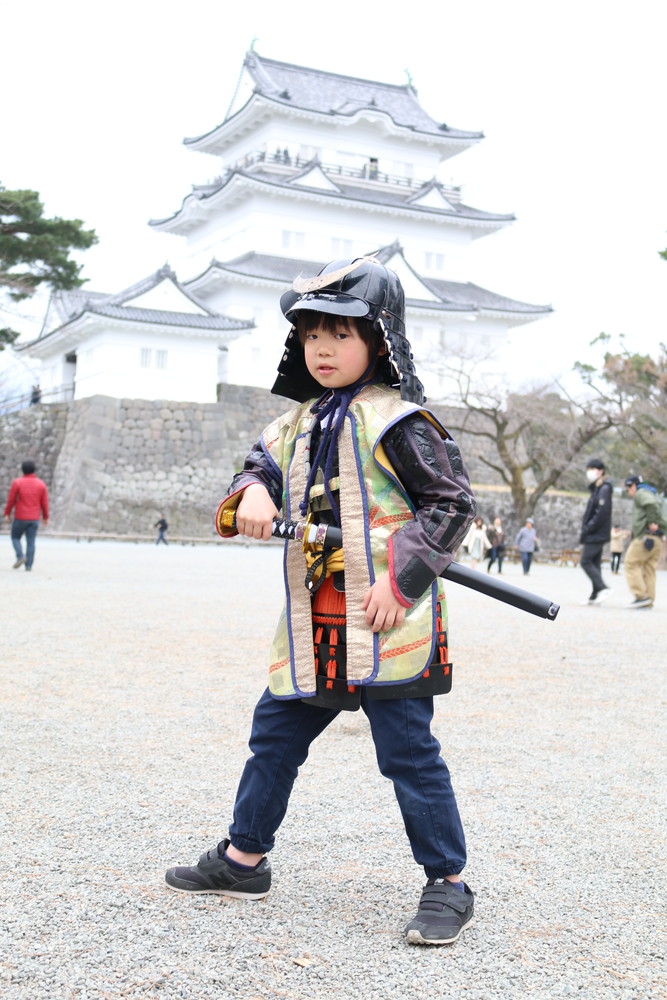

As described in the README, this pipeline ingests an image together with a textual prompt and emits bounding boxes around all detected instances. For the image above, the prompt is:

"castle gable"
[287,162,343,193]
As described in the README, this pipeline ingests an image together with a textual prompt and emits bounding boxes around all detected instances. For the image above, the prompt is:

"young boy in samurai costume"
[166,257,477,945]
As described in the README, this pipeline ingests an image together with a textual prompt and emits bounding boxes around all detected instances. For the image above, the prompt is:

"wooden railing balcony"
[201,150,462,200]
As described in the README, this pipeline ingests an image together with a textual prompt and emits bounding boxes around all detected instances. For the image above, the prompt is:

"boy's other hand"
[362,573,407,632]
[235,484,280,540]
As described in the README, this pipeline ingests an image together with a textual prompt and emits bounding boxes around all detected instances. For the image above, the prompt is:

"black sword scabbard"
[442,562,559,621]
[222,511,559,621]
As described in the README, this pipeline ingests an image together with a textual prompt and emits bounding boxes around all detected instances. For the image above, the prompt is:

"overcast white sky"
[2,0,665,387]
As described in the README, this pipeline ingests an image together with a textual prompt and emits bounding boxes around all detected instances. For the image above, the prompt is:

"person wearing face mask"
[579,459,613,604]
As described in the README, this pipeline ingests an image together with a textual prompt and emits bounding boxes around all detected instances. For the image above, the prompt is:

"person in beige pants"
[623,475,666,608]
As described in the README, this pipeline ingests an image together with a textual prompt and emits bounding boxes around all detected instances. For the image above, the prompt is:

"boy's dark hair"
[22,460,36,475]
[295,310,383,356]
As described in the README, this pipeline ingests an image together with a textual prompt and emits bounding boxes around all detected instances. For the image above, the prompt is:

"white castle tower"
[21,51,549,406]
[151,50,550,399]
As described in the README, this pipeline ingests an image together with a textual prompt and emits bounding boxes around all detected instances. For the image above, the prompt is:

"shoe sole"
[165,877,269,901]
[405,915,474,945]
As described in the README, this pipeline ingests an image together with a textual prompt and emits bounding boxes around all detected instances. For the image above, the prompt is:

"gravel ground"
[1,537,665,1000]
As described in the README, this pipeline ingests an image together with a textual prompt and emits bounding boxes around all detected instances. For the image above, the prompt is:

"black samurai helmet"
[272,256,425,404]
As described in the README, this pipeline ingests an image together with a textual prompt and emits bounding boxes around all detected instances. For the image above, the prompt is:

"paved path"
[1,538,665,999]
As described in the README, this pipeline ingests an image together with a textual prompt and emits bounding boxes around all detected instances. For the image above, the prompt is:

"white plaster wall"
[37,358,67,400]
[181,189,478,283]
[204,276,515,395]
[64,328,223,403]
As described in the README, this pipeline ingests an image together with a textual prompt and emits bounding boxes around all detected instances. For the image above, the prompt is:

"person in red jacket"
[3,460,49,571]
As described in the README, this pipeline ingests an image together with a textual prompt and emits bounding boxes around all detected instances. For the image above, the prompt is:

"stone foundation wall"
[0,389,634,548]
[0,402,69,495]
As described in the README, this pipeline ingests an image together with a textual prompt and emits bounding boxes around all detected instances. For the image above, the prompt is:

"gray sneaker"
[404,879,474,945]
[165,839,271,900]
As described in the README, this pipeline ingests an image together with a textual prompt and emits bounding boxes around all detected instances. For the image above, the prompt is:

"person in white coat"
[464,516,490,570]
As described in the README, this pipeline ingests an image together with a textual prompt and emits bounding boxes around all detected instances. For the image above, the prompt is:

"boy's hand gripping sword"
[219,511,560,622]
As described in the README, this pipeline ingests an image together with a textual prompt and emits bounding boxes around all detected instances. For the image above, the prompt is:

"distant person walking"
[514,518,538,576]
[463,516,490,570]
[3,460,49,572]
[623,475,667,609]
[609,526,630,574]
[486,516,506,574]
[579,459,613,605]
[154,517,169,545]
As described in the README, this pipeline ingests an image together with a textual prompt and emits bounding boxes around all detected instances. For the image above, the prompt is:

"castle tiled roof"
[185,52,482,146]
[150,166,511,232]
[185,249,552,319]
[22,266,252,351]
[424,278,553,315]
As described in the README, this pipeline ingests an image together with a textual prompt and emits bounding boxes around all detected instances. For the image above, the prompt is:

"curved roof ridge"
[103,265,176,306]
[184,50,482,147]
[151,169,511,231]
[102,265,216,315]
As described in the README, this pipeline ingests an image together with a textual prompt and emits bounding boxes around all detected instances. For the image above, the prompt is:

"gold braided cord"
[304,545,345,585]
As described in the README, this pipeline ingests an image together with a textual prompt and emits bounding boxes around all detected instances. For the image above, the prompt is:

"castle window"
[425,252,445,272]
[155,350,168,370]
[140,348,152,368]
[332,238,353,256]
[282,230,305,250]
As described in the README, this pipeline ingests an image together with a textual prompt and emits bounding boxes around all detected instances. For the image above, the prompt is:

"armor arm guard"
[382,415,477,604]
[226,441,283,510]
[217,441,284,537]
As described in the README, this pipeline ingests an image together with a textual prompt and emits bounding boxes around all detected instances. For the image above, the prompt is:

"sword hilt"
[219,509,342,548]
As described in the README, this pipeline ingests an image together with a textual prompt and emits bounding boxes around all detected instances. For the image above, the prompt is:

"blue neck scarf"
[299,366,376,527]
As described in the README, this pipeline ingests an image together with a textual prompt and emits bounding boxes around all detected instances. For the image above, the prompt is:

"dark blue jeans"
[229,687,467,878]
[11,519,39,568]
[520,551,533,574]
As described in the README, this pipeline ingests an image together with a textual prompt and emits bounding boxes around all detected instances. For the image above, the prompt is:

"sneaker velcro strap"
[198,848,219,866]
[420,882,470,913]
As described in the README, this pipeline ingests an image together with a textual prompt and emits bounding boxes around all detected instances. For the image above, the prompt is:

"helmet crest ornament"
[291,257,379,294]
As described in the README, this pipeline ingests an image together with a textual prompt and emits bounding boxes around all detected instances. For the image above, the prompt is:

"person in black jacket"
[580,459,613,604]
[154,517,169,545]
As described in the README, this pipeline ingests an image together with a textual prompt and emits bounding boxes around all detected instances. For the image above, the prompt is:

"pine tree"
[0,185,97,347]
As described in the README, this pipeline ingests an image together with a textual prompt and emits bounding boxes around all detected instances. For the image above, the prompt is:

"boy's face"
[303,317,374,390]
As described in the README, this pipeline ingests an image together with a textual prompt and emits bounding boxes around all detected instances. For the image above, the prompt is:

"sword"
[219,510,560,622]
